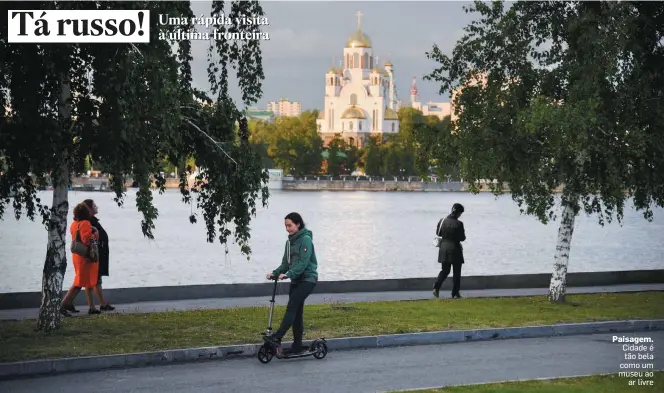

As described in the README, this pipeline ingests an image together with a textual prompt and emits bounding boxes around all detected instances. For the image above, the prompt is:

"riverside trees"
[249,107,459,179]
[425,0,664,302]
[0,1,268,331]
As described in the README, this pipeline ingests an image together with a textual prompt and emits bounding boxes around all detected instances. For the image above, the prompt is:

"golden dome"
[372,66,388,76]
[327,67,342,75]
[384,107,398,120]
[341,105,367,119]
[346,29,372,48]
[384,61,393,67]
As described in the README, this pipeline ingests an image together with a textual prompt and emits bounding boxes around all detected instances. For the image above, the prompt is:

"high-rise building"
[267,98,302,117]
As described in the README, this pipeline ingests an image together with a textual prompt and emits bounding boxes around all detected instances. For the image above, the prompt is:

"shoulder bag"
[432,219,443,247]
[71,222,100,262]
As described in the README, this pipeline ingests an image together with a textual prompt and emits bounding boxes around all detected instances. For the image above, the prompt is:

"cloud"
[261,27,335,59]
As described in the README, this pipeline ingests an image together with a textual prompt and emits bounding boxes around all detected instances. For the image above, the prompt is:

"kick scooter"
[257,277,328,364]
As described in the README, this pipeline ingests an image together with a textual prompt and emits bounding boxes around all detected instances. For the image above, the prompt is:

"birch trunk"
[547,201,577,303]
[37,162,69,331]
[37,76,71,331]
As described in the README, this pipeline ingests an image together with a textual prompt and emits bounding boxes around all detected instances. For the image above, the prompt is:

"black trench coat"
[90,216,110,276]
[436,213,466,265]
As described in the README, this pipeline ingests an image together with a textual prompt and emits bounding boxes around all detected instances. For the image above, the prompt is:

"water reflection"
[0,189,662,291]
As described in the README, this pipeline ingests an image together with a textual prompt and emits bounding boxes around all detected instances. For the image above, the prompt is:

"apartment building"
[267,98,302,117]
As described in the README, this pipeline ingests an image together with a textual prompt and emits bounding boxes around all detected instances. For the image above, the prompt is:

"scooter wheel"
[258,344,273,364]
[312,340,328,359]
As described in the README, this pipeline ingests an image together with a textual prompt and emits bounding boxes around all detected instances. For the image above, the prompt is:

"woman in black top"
[84,199,115,311]
[433,203,466,299]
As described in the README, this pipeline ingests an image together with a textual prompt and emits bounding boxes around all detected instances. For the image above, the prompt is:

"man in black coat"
[433,203,466,299]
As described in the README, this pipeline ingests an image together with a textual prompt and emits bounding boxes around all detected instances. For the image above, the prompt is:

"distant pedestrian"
[433,203,466,299]
[264,212,319,354]
[83,199,115,311]
[60,202,101,316]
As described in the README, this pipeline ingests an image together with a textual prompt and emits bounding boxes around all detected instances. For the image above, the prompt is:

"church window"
[359,121,362,131]
[346,54,350,68]
[342,122,345,131]
[330,77,333,85]
[349,121,353,131]
[353,53,360,69]
[392,122,395,132]
[370,56,374,69]
[363,53,369,70]
[350,94,357,106]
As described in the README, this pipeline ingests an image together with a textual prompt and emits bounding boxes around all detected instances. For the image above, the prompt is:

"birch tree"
[0,0,268,331]
[425,0,664,302]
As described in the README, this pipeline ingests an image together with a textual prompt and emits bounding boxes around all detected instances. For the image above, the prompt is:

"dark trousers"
[434,262,462,296]
[274,281,316,346]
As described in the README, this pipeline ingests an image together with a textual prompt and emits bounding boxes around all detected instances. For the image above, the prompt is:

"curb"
[1,319,662,380]
[385,372,619,392]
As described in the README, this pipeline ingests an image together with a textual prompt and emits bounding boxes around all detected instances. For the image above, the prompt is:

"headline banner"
[7,10,150,43]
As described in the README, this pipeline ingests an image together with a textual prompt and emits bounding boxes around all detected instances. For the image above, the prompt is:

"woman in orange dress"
[60,202,101,316]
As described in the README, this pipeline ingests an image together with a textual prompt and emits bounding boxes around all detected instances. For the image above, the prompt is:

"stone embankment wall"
[283,179,468,192]
[1,269,661,309]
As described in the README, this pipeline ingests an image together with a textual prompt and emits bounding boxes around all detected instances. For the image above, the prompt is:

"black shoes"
[88,308,101,315]
[284,345,307,355]
[263,334,282,348]
[100,304,115,311]
[432,289,462,299]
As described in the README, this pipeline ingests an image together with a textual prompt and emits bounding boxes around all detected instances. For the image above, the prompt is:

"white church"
[316,12,400,148]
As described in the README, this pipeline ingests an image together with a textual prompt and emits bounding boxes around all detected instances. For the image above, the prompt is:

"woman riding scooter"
[264,212,319,355]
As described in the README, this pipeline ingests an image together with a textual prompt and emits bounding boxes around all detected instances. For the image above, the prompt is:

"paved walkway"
[1,283,662,321]
[2,331,662,392]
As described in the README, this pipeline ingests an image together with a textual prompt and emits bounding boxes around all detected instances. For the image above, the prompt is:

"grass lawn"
[389,372,664,392]
[0,292,662,363]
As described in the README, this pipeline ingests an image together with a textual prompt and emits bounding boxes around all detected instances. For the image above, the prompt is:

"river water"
[0,190,663,292]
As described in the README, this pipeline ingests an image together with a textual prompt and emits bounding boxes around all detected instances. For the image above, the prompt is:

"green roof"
[246,110,273,117]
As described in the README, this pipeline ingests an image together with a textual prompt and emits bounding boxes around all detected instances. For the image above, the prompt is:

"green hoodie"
[272,227,318,283]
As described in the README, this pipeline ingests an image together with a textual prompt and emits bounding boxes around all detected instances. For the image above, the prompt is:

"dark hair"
[73,203,92,221]
[83,199,95,210]
[284,212,305,229]
[452,203,465,214]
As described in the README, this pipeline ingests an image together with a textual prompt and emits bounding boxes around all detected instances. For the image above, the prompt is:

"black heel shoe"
[88,308,101,315]
[100,304,115,311]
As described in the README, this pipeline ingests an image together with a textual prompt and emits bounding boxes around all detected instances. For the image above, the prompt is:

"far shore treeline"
[73,107,461,181]
[247,108,460,180]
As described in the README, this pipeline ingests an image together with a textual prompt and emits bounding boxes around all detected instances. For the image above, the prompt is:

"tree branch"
[183,117,237,165]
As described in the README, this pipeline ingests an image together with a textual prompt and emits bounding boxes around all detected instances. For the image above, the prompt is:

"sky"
[187,1,478,111]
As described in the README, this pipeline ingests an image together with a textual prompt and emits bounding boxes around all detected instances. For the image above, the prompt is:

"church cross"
[355,11,363,29]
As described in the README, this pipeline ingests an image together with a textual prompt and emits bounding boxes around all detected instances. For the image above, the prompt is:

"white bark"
[548,201,577,303]
[37,76,71,331]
